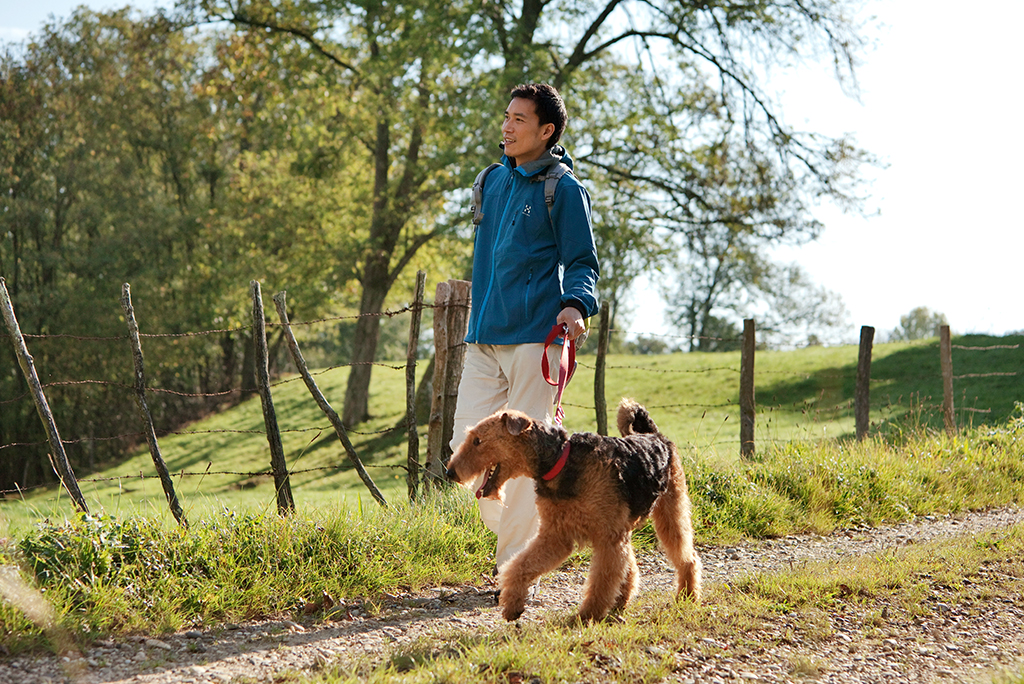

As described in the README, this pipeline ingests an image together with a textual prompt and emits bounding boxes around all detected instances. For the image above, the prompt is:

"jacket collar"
[502,144,570,178]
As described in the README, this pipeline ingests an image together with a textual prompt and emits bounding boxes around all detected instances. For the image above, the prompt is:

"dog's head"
[445,410,543,500]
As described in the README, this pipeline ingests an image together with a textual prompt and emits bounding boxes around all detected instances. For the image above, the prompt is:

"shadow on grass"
[755,334,1023,437]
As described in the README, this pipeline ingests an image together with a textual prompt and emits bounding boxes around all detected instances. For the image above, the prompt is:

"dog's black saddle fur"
[536,432,673,519]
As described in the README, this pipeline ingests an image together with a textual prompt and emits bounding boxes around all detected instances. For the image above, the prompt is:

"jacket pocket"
[523,269,533,316]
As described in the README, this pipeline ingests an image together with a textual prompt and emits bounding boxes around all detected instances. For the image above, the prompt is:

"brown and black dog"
[446,398,701,622]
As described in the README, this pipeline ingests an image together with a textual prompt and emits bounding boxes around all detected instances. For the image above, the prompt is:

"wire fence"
[2,275,1020,523]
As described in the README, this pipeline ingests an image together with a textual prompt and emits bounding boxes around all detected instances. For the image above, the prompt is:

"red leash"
[541,323,576,426]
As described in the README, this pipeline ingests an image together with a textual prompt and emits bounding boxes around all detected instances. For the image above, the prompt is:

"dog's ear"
[502,412,530,436]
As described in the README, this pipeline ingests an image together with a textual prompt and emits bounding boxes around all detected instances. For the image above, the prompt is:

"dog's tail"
[617,398,660,436]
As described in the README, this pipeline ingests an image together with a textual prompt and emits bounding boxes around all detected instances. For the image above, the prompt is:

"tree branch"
[387,228,440,291]
[226,10,361,79]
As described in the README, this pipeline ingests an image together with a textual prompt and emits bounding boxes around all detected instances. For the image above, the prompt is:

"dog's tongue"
[475,468,489,499]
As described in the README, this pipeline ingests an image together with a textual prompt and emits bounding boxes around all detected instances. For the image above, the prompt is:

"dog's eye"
[473,437,481,446]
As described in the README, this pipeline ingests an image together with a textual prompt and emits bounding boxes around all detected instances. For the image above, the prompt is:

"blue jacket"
[466,145,600,345]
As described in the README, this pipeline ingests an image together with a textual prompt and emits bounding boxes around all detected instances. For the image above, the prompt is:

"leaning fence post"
[120,283,187,527]
[939,324,955,434]
[855,325,875,441]
[405,270,427,501]
[594,301,610,436]
[739,318,756,459]
[251,280,295,515]
[0,278,89,513]
[272,291,387,508]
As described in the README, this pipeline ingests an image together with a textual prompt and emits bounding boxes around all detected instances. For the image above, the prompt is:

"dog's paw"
[499,606,524,622]
[499,590,526,621]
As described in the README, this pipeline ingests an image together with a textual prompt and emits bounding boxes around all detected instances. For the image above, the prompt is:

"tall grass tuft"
[686,403,1024,539]
[2,490,492,652]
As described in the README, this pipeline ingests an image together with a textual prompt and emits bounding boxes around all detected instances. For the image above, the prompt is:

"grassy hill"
[2,333,1021,533]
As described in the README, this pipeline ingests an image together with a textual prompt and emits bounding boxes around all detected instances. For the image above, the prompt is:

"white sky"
[4,1,1024,340]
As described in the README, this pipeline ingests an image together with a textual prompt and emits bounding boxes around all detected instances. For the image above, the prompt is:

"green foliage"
[3,491,493,650]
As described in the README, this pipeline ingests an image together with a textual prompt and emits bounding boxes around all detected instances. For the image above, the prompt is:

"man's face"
[502,97,554,164]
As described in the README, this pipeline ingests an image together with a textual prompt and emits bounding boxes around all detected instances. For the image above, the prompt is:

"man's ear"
[502,412,530,436]
[541,122,555,144]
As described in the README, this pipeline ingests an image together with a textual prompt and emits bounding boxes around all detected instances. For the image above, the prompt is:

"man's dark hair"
[510,83,567,149]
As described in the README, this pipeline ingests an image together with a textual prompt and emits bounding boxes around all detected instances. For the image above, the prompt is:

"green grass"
[303,521,1024,683]
[3,334,1020,533]
[1,489,493,653]
[1,409,1023,653]
[1,333,1022,656]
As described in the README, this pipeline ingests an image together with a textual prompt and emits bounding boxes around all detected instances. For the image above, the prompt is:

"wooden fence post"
[120,283,187,527]
[940,324,956,434]
[739,318,756,459]
[594,301,610,436]
[855,325,875,441]
[425,281,450,487]
[251,280,294,515]
[272,291,387,508]
[425,279,471,487]
[0,278,89,513]
[405,270,427,501]
[441,280,470,472]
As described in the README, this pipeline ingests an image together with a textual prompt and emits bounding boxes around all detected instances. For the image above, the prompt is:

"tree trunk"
[342,259,389,426]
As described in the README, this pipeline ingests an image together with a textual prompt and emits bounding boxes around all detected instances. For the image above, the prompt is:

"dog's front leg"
[577,536,631,622]
[498,530,573,621]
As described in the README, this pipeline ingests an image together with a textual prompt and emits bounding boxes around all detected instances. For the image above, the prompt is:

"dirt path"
[5,506,1024,684]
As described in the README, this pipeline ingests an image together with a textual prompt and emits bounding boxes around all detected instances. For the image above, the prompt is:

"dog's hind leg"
[611,540,639,612]
[651,455,702,602]
[498,529,574,622]
[578,535,631,622]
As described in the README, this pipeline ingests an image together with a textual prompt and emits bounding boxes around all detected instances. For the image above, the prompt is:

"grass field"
[1,333,1021,534]
[0,333,1022,653]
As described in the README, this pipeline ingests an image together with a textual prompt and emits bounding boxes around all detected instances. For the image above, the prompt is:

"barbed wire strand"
[953,344,1020,351]
[0,461,410,497]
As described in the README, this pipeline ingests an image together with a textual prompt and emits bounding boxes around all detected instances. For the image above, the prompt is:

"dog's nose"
[445,466,457,481]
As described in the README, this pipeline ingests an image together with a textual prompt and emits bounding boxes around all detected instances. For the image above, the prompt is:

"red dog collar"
[542,442,572,481]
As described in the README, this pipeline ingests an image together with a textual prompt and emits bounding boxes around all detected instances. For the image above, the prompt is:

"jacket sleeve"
[550,178,600,318]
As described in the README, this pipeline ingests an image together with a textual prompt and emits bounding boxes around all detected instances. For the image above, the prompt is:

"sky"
[4,1,1024,342]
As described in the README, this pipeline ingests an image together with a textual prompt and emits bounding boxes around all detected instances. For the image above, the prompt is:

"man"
[450,83,600,570]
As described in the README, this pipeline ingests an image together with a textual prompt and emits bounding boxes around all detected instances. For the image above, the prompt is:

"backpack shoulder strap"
[542,162,574,208]
[471,163,502,226]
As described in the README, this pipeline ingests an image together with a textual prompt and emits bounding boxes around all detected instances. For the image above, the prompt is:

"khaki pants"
[450,342,559,569]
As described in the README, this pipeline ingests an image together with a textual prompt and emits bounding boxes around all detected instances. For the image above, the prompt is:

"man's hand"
[556,306,585,340]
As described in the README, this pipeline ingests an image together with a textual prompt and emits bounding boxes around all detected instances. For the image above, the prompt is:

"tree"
[0,8,375,489]
[180,0,873,422]
[180,0,489,424]
[890,307,949,342]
